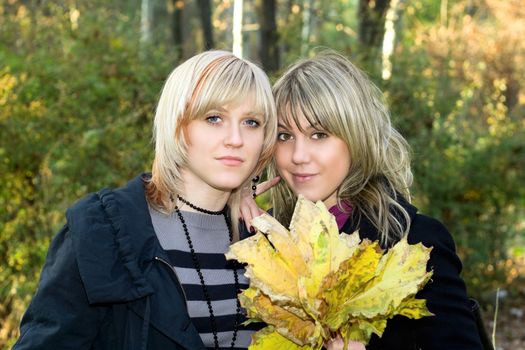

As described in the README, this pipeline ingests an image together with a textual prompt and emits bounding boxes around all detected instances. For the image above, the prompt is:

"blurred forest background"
[1,0,524,348]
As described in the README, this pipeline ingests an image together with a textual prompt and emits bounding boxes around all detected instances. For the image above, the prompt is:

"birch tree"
[140,0,153,52]
[232,0,243,57]
[301,0,315,56]
[381,0,404,79]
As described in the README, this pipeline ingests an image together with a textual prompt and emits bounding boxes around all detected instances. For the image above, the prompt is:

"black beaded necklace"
[175,195,241,350]
[177,195,226,216]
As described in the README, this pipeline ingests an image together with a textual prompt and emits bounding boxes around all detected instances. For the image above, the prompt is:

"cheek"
[275,144,289,170]
[332,161,350,182]
[246,132,265,159]
[185,126,208,153]
[328,146,350,179]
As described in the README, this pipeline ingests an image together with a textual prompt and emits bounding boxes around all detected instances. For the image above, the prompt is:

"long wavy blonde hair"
[146,50,277,240]
[269,51,412,245]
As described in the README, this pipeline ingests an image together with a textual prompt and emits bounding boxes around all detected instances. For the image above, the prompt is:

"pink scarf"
[328,200,353,230]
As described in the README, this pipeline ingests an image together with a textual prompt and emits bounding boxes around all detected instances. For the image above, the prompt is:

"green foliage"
[0,2,176,347]
[381,0,525,300]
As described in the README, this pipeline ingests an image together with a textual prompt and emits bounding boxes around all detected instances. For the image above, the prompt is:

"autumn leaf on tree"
[226,195,433,349]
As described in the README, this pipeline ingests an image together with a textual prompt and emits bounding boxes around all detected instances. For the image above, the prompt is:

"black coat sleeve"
[13,225,107,350]
[411,215,482,349]
[368,214,483,350]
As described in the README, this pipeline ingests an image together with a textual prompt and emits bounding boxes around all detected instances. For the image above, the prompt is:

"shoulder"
[408,214,456,250]
[66,174,148,229]
[407,213,464,277]
[65,174,151,242]
[63,174,155,304]
[65,192,107,236]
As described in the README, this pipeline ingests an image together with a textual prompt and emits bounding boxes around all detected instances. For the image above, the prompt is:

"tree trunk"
[440,0,448,27]
[381,0,404,80]
[358,0,390,49]
[301,0,315,56]
[258,0,279,72]
[196,0,214,49]
[140,0,153,47]
[172,0,185,59]
[280,0,295,60]
[232,0,243,57]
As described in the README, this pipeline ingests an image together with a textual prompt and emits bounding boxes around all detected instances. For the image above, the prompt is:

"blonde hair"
[146,50,277,240]
[269,51,412,245]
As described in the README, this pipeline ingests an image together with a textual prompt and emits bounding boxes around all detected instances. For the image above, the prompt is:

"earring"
[251,175,259,198]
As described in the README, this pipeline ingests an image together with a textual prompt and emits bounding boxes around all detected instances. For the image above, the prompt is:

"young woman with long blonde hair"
[242,51,483,349]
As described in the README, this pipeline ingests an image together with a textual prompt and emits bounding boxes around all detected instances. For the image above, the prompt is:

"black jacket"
[341,198,483,349]
[14,175,206,350]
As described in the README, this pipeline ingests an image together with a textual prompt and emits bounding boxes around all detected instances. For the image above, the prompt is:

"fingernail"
[249,226,256,234]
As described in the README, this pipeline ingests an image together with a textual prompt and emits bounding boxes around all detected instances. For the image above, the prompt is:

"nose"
[224,123,244,148]
[291,137,310,164]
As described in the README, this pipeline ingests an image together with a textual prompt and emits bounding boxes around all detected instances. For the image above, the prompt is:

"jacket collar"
[340,195,418,248]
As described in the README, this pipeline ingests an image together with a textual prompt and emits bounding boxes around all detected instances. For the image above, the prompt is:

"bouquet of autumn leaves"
[226,196,434,349]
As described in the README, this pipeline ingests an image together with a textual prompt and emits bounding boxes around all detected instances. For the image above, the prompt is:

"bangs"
[185,57,271,125]
[275,76,330,132]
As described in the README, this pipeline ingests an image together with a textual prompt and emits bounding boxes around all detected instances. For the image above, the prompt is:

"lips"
[216,156,244,166]
[291,173,317,183]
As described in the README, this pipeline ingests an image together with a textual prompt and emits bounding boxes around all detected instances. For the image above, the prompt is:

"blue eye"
[206,115,222,124]
[244,119,261,128]
[277,132,292,141]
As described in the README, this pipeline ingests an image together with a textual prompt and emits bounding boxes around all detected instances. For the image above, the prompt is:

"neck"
[177,189,230,213]
[177,176,231,214]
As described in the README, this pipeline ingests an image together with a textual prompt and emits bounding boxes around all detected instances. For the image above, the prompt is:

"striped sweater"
[149,207,259,350]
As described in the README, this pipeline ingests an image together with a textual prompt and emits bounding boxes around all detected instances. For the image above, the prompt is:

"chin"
[295,192,324,203]
[211,179,245,192]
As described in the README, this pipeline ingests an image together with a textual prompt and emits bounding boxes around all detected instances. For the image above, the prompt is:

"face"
[183,94,265,194]
[275,112,350,208]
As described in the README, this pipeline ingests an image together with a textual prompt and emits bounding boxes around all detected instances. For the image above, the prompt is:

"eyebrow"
[208,107,263,118]
[244,111,264,118]
[277,122,321,131]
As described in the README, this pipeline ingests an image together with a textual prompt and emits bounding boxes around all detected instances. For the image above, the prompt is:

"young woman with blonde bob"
[14,50,277,350]
[242,52,483,349]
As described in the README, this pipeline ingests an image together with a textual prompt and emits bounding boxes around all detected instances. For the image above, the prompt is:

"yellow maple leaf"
[335,238,433,320]
[239,287,320,345]
[226,195,433,348]
[321,240,383,330]
[249,327,320,350]
[225,229,300,303]
[250,213,309,275]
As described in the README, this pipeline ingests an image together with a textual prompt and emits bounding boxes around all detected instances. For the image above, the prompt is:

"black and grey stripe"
[149,207,261,350]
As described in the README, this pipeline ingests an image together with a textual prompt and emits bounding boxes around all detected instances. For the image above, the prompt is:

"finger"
[347,341,366,350]
[324,338,344,350]
[255,176,281,196]
[240,197,265,231]
[249,202,265,223]
[246,200,266,231]
[239,205,254,232]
